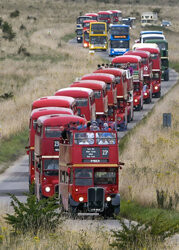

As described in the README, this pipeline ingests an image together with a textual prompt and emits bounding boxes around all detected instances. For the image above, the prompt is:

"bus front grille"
[87,187,105,212]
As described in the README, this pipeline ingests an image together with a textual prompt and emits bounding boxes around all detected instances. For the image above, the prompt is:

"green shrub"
[5,193,62,235]
[110,214,179,249]
[2,21,16,41]
[10,10,20,18]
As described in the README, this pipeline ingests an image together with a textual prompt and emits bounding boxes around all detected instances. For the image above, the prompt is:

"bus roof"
[140,30,163,35]
[141,34,165,39]
[70,80,106,90]
[110,24,129,28]
[37,114,86,127]
[109,10,122,13]
[136,47,160,54]
[112,55,141,64]
[93,68,126,77]
[32,96,76,110]
[98,11,112,14]
[85,13,98,17]
[30,107,74,119]
[125,50,151,58]
[81,73,115,83]
[55,87,93,98]
[132,43,159,50]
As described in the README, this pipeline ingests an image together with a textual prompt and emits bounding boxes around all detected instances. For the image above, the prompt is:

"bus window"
[152,72,160,80]
[106,83,111,90]
[96,132,116,145]
[141,58,147,65]
[75,168,93,186]
[94,168,117,185]
[115,76,121,84]
[94,90,101,99]
[74,132,94,145]
[150,53,158,59]
[75,98,88,107]
[45,127,61,138]
[44,159,58,176]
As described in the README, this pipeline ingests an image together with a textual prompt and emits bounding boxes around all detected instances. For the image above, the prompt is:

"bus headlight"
[84,43,88,47]
[144,93,147,96]
[79,197,84,202]
[91,45,94,49]
[45,186,51,193]
[106,196,111,202]
[155,86,158,90]
[134,99,138,103]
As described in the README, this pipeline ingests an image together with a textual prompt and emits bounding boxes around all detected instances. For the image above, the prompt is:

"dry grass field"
[119,82,179,210]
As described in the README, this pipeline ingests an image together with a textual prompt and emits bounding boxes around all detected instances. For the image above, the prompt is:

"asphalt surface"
[0,41,178,236]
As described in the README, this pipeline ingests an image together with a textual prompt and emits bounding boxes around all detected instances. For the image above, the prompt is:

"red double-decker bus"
[81,73,117,127]
[32,96,78,114]
[81,73,116,106]
[70,80,108,123]
[109,10,122,23]
[98,11,113,28]
[125,51,153,104]
[93,68,128,129]
[83,20,97,48]
[54,87,96,121]
[27,107,74,187]
[34,114,87,200]
[85,13,98,21]
[59,130,123,217]
[137,47,161,98]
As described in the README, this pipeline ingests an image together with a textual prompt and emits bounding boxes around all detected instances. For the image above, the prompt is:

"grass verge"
[120,199,179,226]
[0,128,28,173]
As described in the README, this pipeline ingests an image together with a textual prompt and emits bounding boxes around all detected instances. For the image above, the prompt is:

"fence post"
[163,113,171,127]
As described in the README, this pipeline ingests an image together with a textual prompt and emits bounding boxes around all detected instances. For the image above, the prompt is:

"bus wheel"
[145,96,151,104]
[68,202,77,218]
[113,206,120,216]
[59,196,64,213]
[155,91,161,98]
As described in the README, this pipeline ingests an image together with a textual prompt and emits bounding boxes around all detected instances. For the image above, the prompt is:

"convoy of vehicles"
[25,9,170,218]
[109,24,130,56]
